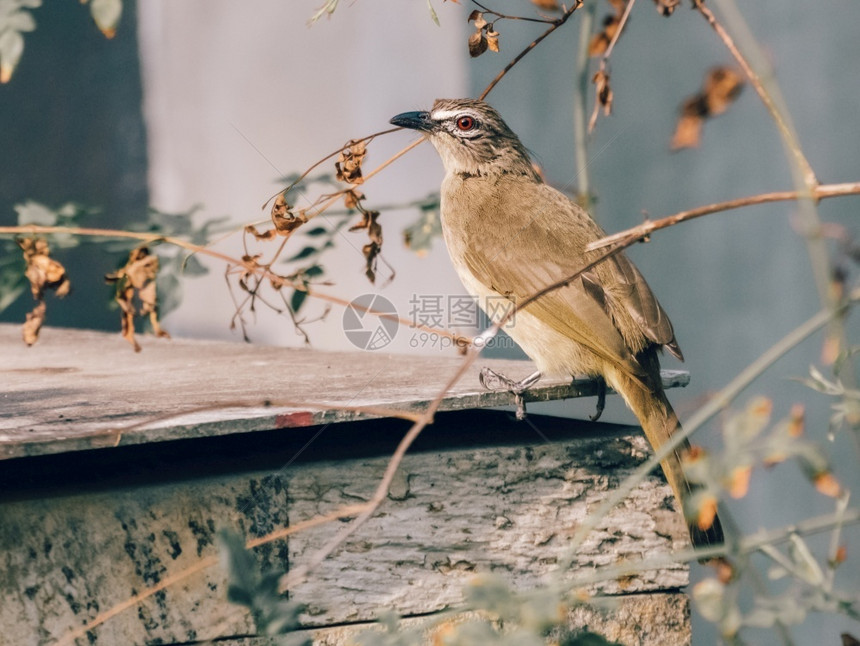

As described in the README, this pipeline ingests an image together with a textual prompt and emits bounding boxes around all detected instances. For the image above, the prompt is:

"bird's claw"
[589,378,607,422]
[478,368,541,421]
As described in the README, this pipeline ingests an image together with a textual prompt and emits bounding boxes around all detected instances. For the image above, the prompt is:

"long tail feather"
[606,359,724,549]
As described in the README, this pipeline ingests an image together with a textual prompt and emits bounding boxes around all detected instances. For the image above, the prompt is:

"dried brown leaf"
[467,9,487,29]
[271,192,290,220]
[362,242,381,283]
[653,0,680,16]
[344,188,365,210]
[273,209,308,236]
[712,557,735,584]
[685,444,707,463]
[727,465,752,499]
[22,301,46,346]
[833,545,847,567]
[105,247,170,352]
[593,70,613,115]
[672,67,743,149]
[245,224,278,241]
[16,237,71,345]
[788,403,805,437]
[843,634,860,646]
[703,66,744,115]
[17,237,70,300]
[671,96,707,150]
[696,494,719,531]
[486,28,500,53]
[335,140,368,185]
[814,472,842,498]
[532,0,560,10]
[349,209,383,245]
[468,30,488,57]
[350,210,384,283]
[588,15,620,56]
[821,329,841,365]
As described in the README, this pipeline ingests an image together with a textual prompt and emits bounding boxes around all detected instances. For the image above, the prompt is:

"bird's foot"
[479,368,541,421]
[589,377,607,422]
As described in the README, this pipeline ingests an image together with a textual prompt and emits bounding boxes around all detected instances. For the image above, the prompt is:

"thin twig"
[553,288,860,576]
[0,224,470,345]
[702,0,860,425]
[572,0,597,205]
[260,126,404,211]
[693,0,816,188]
[471,0,558,24]
[585,181,860,251]
[551,506,860,592]
[478,2,581,101]
[301,136,427,221]
[587,0,635,132]
[601,0,634,61]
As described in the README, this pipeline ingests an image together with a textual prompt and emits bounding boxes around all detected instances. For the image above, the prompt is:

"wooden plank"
[0,324,689,460]
[0,411,688,645]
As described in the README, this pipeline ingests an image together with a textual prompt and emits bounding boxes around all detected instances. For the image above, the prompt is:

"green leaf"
[787,534,825,585]
[218,529,259,601]
[290,289,307,313]
[14,200,81,248]
[15,200,57,226]
[309,0,339,23]
[304,226,328,237]
[287,246,317,262]
[403,206,442,256]
[180,254,209,277]
[427,0,440,26]
[0,251,26,313]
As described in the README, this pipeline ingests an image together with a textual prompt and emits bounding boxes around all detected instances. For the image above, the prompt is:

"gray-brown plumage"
[391,98,723,549]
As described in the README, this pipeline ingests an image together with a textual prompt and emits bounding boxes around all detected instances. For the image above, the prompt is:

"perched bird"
[390,98,723,549]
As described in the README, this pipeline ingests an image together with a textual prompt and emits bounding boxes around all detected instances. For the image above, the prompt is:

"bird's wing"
[452,178,680,372]
[591,254,683,361]
[462,242,644,376]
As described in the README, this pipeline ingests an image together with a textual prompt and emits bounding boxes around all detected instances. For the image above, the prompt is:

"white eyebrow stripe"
[431,108,478,121]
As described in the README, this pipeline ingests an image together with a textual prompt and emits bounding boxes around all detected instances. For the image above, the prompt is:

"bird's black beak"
[390,110,433,132]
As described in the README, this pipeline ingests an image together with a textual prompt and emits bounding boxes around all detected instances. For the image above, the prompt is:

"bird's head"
[390,98,538,180]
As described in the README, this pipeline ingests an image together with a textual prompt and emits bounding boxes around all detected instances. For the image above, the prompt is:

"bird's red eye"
[456,116,475,131]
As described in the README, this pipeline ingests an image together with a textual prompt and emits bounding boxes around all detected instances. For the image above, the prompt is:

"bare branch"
[586,182,860,252]
[478,2,581,101]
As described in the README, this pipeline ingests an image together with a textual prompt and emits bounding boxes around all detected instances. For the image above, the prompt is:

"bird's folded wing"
[461,235,647,379]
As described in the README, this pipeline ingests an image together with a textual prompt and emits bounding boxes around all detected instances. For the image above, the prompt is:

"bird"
[390,98,723,549]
